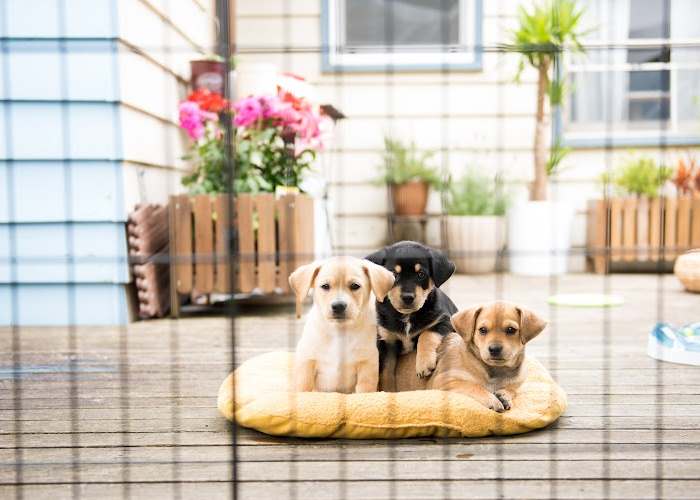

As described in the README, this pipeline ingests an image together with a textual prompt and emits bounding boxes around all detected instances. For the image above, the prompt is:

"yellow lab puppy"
[290,256,395,394]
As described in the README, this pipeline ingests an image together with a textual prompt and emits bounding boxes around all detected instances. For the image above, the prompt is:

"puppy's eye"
[349,283,361,291]
[506,326,517,335]
[417,271,427,280]
[478,326,488,335]
[320,283,330,290]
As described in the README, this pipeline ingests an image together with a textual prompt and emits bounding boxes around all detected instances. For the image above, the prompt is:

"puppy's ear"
[362,260,395,302]
[517,307,547,344]
[365,247,387,267]
[429,248,455,288]
[451,306,482,343]
[288,261,322,318]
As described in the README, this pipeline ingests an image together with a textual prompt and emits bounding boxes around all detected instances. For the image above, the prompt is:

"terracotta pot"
[391,181,429,216]
[190,60,226,94]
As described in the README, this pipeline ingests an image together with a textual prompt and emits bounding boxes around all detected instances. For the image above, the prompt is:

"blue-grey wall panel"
[0,222,129,283]
[2,0,117,38]
[0,41,117,101]
[0,102,119,160]
[0,161,124,222]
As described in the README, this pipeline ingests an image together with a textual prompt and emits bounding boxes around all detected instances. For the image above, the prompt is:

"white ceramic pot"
[446,216,506,273]
[508,200,574,276]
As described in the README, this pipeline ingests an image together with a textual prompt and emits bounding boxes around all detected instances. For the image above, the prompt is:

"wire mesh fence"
[2,0,700,499]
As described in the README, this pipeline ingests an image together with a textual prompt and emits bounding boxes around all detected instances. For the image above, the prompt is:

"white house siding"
[0,0,216,325]
[235,0,699,267]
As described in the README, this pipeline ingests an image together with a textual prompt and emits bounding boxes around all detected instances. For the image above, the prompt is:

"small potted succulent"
[378,137,441,216]
[445,170,508,273]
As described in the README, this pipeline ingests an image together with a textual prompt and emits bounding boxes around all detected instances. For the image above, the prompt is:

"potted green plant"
[602,156,673,198]
[445,171,508,273]
[378,137,441,216]
[506,0,586,275]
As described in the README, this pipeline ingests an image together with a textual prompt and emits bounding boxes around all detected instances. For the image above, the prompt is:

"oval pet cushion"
[217,351,567,439]
[675,250,700,293]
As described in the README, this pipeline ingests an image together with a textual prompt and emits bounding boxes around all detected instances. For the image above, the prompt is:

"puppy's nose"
[401,293,415,305]
[331,301,347,314]
[488,344,503,357]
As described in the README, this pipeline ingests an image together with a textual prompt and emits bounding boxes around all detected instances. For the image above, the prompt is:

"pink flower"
[179,101,217,140]
[179,101,205,140]
[233,96,263,127]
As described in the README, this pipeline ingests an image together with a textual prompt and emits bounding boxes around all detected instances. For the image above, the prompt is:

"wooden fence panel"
[171,195,192,294]
[236,194,256,293]
[609,198,623,261]
[255,194,277,293]
[636,197,649,261]
[588,200,607,274]
[691,195,700,249]
[664,197,678,260]
[276,195,293,293]
[214,196,231,293]
[294,195,315,271]
[193,195,214,293]
[677,196,692,254]
[622,197,637,262]
[649,198,663,262]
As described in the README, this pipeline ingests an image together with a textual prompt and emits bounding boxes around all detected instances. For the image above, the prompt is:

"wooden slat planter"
[169,193,314,316]
[587,195,700,273]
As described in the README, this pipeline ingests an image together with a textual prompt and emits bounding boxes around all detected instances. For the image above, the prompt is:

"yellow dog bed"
[217,351,567,439]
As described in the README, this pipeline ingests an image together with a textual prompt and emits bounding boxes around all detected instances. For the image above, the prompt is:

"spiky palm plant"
[509,0,586,201]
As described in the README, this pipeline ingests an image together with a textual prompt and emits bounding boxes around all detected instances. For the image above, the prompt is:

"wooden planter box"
[169,193,314,315]
[586,195,700,273]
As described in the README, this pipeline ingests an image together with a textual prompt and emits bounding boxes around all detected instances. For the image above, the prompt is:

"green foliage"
[378,137,441,188]
[181,126,314,195]
[546,139,571,176]
[510,0,586,83]
[445,170,508,217]
[601,157,673,197]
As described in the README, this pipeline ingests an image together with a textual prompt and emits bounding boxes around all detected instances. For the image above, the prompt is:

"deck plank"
[1,274,698,498]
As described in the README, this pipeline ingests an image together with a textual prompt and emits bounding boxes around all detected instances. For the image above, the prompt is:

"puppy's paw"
[494,390,512,411]
[415,350,437,379]
[485,393,506,413]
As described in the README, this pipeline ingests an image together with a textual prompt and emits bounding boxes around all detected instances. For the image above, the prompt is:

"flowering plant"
[178,84,330,194]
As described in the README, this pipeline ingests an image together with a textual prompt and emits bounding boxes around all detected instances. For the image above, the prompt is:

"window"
[322,0,482,71]
[564,0,700,145]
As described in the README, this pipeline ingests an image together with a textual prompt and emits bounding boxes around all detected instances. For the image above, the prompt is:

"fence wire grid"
[2,0,700,499]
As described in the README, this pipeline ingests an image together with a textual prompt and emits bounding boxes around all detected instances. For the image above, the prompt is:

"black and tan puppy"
[366,241,457,388]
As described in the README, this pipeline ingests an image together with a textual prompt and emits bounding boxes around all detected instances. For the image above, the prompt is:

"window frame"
[321,0,483,73]
[561,4,700,148]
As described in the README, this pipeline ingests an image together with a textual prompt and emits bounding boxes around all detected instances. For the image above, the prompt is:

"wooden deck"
[2,274,699,499]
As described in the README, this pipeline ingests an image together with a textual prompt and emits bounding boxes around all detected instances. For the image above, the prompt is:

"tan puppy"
[290,256,395,394]
[382,302,546,412]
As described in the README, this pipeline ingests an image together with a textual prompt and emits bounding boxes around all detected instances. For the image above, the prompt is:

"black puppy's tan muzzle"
[400,292,415,306]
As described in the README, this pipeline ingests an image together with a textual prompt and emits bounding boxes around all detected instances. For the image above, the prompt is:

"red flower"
[187,88,229,113]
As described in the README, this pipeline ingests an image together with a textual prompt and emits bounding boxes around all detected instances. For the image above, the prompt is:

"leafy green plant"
[508,0,587,200]
[601,157,673,197]
[378,137,441,188]
[546,138,571,176]
[446,171,508,216]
